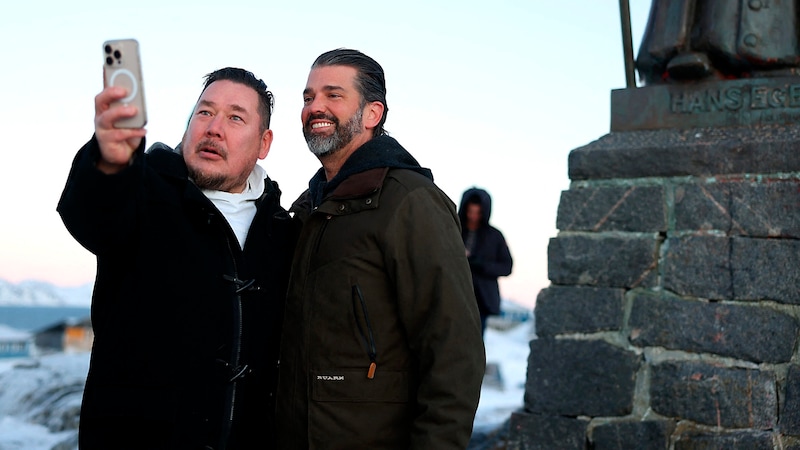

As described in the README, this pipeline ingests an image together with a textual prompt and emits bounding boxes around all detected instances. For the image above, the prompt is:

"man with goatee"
[58,67,294,449]
[276,48,485,449]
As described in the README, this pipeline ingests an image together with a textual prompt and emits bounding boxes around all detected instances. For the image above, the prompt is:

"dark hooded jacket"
[276,135,485,450]
[458,188,513,316]
[57,137,295,450]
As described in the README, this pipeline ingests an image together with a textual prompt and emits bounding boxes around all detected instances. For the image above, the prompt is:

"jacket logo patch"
[316,375,345,381]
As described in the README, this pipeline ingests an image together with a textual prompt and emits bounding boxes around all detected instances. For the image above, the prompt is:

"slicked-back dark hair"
[311,49,388,136]
[201,67,274,133]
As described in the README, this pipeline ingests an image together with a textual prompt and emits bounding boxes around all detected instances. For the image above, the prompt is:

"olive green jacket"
[276,138,485,449]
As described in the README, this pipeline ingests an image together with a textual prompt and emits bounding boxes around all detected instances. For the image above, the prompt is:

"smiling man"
[276,49,485,449]
[58,68,295,449]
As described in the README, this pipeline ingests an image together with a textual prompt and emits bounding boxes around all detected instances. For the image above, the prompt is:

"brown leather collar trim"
[329,167,388,199]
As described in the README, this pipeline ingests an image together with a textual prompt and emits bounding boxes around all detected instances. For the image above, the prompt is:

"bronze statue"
[636,0,800,85]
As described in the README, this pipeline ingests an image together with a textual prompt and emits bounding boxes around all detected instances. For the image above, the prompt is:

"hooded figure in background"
[458,187,513,336]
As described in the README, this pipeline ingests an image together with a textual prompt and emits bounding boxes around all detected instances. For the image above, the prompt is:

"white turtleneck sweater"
[202,164,267,249]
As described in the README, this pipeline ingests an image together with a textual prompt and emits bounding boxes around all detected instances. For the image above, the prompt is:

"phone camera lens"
[106,56,113,66]
[113,50,121,60]
[104,45,112,54]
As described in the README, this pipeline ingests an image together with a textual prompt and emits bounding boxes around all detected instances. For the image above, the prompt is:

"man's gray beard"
[304,108,363,157]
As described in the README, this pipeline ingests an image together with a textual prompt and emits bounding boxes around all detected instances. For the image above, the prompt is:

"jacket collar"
[328,167,387,200]
[308,135,432,208]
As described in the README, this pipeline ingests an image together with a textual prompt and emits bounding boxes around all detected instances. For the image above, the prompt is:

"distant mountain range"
[0,278,532,318]
[0,279,92,307]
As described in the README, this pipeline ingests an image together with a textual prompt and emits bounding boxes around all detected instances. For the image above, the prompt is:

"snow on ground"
[0,323,533,449]
[0,353,89,450]
[473,322,533,432]
[0,416,75,450]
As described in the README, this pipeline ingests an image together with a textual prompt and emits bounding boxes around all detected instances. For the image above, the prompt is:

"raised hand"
[93,86,147,174]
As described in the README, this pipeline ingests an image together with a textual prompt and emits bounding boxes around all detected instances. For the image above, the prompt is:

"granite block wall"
[512,124,800,449]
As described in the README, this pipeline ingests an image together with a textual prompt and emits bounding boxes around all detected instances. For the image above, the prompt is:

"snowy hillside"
[0,280,92,307]
[0,322,534,450]
[0,353,89,450]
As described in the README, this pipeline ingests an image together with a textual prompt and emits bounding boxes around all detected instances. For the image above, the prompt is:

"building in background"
[0,324,32,358]
[34,317,93,353]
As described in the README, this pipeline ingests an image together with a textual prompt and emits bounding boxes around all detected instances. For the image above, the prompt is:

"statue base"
[611,76,800,132]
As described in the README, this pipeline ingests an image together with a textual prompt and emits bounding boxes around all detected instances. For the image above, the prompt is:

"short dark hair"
[311,49,388,136]
[201,67,274,133]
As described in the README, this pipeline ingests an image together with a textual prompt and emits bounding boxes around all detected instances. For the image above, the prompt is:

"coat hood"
[308,135,433,207]
[458,187,492,226]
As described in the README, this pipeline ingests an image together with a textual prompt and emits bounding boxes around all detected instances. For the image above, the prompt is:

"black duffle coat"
[58,137,295,450]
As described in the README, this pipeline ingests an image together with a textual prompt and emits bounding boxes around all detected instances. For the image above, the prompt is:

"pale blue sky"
[0,1,652,306]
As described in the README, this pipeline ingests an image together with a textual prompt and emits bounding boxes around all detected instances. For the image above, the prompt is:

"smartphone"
[103,39,147,128]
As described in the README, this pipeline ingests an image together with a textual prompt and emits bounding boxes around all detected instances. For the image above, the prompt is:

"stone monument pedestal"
[510,119,800,448]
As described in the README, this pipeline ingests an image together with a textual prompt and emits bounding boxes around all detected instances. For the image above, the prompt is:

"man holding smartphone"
[58,67,295,449]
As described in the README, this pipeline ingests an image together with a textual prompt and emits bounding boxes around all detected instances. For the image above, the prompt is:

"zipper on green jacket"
[313,215,332,254]
[352,284,377,379]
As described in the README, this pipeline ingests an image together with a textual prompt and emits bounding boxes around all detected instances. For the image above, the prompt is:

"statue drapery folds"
[636,0,800,85]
